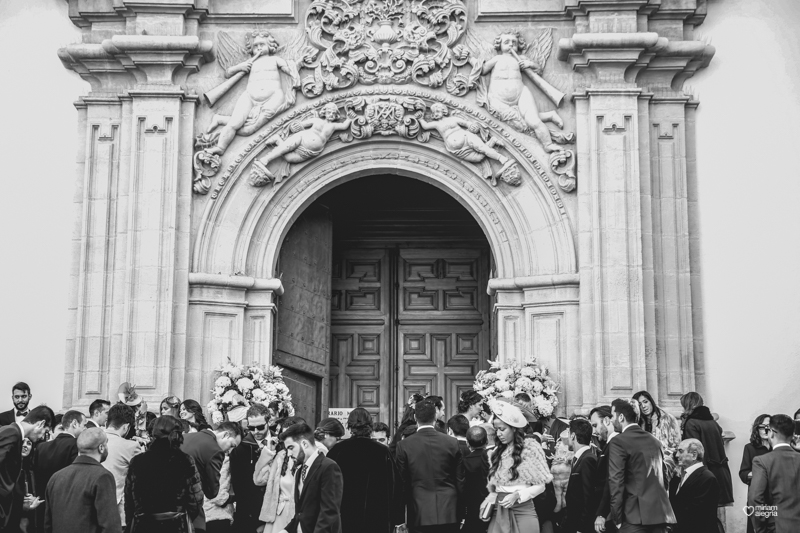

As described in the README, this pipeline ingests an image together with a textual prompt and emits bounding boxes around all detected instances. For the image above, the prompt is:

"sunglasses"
[250,424,268,432]
[757,425,770,431]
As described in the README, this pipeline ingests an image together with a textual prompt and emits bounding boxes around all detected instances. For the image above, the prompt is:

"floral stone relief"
[192,0,576,195]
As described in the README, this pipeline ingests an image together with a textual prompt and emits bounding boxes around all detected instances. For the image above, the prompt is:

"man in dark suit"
[668,439,720,533]
[44,427,120,533]
[181,421,243,533]
[33,410,85,498]
[396,399,465,533]
[0,406,53,533]
[608,399,676,533]
[230,404,269,532]
[589,405,618,533]
[749,413,800,533]
[279,422,343,533]
[446,414,471,457]
[85,400,110,429]
[563,418,599,533]
[0,383,34,428]
[461,426,489,533]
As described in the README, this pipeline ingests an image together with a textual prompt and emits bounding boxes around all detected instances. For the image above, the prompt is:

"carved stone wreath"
[301,0,470,97]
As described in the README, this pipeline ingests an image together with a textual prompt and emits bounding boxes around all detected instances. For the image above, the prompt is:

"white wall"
[692,1,800,531]
[0,2,799,529]
[0,0,85,410]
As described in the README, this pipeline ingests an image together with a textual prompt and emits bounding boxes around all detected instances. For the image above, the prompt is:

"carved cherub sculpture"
[417,103,519,184]
[249,103,352,187]
[478,31,565,153]
[205,31,304,155]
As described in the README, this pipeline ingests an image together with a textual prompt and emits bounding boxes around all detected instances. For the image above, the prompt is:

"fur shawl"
[489,438,553,488]
[253,447,287,523]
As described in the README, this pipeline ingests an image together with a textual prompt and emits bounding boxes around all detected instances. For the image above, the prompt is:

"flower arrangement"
[473,357,560,419]
[207,359,295,424]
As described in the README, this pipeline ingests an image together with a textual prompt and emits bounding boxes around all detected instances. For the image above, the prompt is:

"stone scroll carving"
[301,0,470,95]
[247,97,521,188]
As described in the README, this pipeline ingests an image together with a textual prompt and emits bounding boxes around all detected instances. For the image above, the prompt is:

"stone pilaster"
[59,1,212,408]
[558,0,714,407]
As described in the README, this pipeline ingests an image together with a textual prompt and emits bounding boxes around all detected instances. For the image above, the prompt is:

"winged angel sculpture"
[202,31,317,156]
[456,28,574,153]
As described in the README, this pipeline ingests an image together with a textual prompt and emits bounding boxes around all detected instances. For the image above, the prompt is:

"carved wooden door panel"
[274,207,333,426]
[329,250,391,423]
[397,249,490,422]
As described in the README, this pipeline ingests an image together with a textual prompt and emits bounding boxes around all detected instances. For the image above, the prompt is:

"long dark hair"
[458,390,483,415]
[181,400,210,430]
[489,425,525,482]
[633,390,662,433]
[750,414,771,447]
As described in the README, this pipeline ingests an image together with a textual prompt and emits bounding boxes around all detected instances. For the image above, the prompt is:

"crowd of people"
[0,380,799,533]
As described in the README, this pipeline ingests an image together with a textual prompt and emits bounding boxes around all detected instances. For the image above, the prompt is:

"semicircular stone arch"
[192,89,577,281]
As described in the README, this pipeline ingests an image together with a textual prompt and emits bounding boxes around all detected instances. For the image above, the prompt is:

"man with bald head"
[668,438,719,533]
[462,425,489,533]
[44,427,121,533]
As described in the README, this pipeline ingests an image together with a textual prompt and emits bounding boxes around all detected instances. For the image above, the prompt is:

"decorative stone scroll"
[301,0,470,95]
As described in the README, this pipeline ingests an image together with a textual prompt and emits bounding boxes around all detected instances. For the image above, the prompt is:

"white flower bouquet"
[473,358,560,419]
[207,359,295,424]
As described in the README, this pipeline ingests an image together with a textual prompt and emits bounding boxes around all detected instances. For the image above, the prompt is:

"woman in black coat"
[739,414,772,533]
[327,408,399,533]
[124,415,204,533]
[680,392,734,506]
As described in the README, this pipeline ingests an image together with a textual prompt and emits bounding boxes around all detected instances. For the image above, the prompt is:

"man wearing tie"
[563,418,599,533]
[0,405,54,533]
[748,414,800,533]
[668,439,720,533]
[279,422,343,533]
[608,399,676,533]
[590,405,617,533]
[0,383,33,428]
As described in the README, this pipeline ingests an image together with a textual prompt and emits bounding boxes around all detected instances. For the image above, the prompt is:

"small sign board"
[328,407,354,439]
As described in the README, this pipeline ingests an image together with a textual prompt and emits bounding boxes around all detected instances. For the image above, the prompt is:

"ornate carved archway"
[192,88,577,282]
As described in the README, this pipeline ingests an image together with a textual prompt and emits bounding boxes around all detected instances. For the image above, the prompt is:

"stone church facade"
[59,0,714,425]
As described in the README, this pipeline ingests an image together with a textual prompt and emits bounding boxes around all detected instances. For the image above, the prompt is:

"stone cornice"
[58,35,213,91]
[558,32,713,89]
[188,273,285,295]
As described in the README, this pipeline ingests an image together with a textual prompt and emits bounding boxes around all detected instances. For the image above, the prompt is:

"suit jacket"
[285,453,343,533]
[668,464,720,533]
[594,440,617,533]
[102,431,142,505]
[33,433,79,499]
[395,426,465,527]
[85,420,100,429]
[608,425,676,527]
[44,455,121,533]
[563,449,599,533]
[0,423,23,528]
[461,448,489,533]
[327,436,397,533]
[229,433,266,526]
[456,439,471,459]
[180,429,224,531]
[0,411,15,428]
[748,446,800,533]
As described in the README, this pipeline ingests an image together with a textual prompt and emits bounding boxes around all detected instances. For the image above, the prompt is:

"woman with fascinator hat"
[481,400,553,533]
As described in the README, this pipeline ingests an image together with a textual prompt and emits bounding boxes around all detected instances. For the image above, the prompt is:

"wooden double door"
[328,248,490,426]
